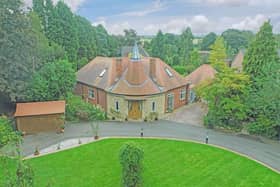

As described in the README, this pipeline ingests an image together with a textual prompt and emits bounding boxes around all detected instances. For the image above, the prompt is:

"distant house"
[185,64,216,103]
[198,51,210,64]
[14,101,65,134]
[231,50,245,72]
[231,49,280,72]
[75,43,189,121]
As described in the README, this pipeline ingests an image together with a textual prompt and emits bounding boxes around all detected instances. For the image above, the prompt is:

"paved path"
[162,103,206,126]
[22,120,280,172]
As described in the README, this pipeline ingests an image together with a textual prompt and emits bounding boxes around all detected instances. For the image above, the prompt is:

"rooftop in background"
[14,101,65,117]
[185,64,216,88]
[231,50,245,72]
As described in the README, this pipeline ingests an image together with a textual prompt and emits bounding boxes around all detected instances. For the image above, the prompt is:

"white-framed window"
[180,89,186,100]
[115,101,119,111]
[152,101,156,112]
[167,93,174,111]
[165,68,173,77]
[88,89,95,99]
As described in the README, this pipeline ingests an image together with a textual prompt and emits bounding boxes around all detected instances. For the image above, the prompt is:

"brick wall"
[165,86,188,112]
[75,82,107,111]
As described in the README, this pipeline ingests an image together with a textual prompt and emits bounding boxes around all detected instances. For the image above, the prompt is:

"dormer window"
[165,68,173,77]
[99,69,106,77]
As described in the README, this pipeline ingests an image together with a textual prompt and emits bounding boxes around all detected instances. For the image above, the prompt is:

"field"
[1,138,280,187]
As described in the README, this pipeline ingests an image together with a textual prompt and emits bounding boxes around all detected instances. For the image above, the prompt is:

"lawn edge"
[23,136,280,175]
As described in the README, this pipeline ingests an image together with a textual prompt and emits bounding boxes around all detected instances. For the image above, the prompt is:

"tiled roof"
[77,57,188,96]
[231,50,245,71]
[185,64,216,87]
[14,100,65,117]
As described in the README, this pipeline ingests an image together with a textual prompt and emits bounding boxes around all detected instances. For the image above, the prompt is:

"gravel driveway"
[162,102,207,126]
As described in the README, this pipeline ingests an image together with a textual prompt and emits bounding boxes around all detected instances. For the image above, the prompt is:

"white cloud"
[118,0,165,17]
[231,14,268,31]
[204,0,245,6]
[92,17,107,27]
[92,18,132,35]
[143,15,213,35]
[198,0,280,7]
[23,0,87,12]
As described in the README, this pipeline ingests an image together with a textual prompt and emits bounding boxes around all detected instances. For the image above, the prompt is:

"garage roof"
[14,100,65,117]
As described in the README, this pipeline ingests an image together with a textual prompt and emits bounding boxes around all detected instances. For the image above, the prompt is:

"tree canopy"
[221,29,254,59]
[27,60,76,102]
[197,37,250,130]
[208,37,227,71]
[244,21,280,138]
[200,32,217,51]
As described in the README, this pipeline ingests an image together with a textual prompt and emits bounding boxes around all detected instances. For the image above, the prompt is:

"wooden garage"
[14,100,65,134]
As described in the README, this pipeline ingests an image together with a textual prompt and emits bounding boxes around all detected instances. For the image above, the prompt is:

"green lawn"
[1,138,280,187]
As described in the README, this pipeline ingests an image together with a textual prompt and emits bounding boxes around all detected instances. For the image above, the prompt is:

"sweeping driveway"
[22,120,280,172]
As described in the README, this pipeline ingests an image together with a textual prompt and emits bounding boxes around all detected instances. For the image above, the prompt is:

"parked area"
[162,102,207,127]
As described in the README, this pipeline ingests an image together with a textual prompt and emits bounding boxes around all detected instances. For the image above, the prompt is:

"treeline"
[197,22,280,139]
[0,0,137,104]
[144,28,254,75]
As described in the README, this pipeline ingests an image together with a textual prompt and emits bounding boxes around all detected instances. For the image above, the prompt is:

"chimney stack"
[150,58,156,79]
[116,58,122,78]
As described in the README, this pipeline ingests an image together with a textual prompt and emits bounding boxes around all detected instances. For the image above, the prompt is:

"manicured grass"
[2,138,280,186]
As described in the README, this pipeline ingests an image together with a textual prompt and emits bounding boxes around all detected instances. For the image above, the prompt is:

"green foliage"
[173,66,186,75]
[186,48,203,73]
[0,116,20,149]
[27,60,76,102]
[146,29,193,66]
[208,37,228,71]
[28,12,66,67]
[119,142,144,187]
[221,29,254,59]
[244,21,280,138]
[0,0,35,101]
[198,37,250,130]
[123,29,139,46]
[244,21,279,78]
[197,68,250,129]
[276,34,280,48]
[178,27,194,65]
[200,32,217,51]
[65,93,106,122]
[15,160,34,187]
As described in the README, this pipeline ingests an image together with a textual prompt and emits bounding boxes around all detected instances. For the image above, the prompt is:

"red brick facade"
[165,86,188,112]
[75,82,107,111]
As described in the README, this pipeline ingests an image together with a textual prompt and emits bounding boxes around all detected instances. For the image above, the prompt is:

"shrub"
[119,142,144,187]
[65,93,106,122]
[173,65,187,75]
[0,116,21,148]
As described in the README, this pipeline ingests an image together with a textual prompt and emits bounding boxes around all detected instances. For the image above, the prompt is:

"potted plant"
[34,146,40,156]
[60,125,65,133]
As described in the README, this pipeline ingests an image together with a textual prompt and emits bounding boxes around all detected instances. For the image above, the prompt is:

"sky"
[24,0,280,35]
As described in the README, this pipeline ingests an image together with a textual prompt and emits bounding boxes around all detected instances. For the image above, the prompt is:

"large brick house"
[75,43,189,121]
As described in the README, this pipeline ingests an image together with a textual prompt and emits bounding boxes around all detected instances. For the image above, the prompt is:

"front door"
[128,101,142,120]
